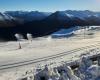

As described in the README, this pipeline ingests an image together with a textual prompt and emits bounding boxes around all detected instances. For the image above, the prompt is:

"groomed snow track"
[0,43,100,70]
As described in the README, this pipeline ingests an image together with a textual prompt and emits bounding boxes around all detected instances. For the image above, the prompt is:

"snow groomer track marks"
[0,43,100,70]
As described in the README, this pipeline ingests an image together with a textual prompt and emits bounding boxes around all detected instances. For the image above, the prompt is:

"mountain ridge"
[0,10,100,41]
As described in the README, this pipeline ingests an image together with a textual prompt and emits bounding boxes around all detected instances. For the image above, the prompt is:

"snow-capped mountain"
[5,11,52,21]
[44,11,85,27]
[0,10,100,40]
[45,11,74,21]
[1,10,100,23]
[65,10,96,19]
[48,10,100,21]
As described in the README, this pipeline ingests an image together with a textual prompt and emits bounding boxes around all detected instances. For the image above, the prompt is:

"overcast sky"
[0,0,100,12]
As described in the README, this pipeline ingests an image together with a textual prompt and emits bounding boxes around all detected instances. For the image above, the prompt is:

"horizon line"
[1,9,100,13]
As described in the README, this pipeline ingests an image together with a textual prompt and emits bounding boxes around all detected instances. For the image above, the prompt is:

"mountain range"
[0,10,100,40]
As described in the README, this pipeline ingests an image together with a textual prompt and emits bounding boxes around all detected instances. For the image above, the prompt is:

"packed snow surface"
[0,26,100,80]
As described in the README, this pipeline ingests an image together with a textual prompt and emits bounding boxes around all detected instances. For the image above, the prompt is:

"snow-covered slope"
[0,26,100,80]
[65,10,98,19]
[0,12,14,21]
[51,27,78,38]
[1,10,100,23]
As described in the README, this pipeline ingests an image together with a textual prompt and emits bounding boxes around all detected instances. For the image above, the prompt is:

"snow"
[0,13,5,20]
[34,54,100,80]
[0,26,100,80]
[65,13,74,17]
[0,12,14,21]
[51,27,78,38]
[65,10,95,20]
[5,11,52,21]
[2,10,100,22]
